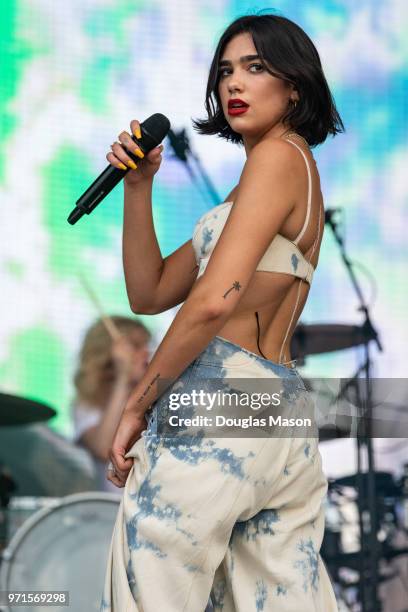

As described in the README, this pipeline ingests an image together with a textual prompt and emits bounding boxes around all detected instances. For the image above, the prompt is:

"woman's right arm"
[108,119,199,314]
[122,178,164,313]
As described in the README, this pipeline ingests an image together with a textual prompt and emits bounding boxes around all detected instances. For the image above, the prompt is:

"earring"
[291,99,298,109]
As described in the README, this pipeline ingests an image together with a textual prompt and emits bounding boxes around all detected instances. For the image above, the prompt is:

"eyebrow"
[218,54,261,67]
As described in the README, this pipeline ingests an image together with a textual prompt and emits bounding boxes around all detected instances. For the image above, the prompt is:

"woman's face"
[217,32,297,149]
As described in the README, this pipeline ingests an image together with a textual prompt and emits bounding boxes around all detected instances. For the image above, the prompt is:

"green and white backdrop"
[0,0,406,440]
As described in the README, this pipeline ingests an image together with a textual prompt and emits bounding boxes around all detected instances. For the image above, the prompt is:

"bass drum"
[0,492,120,612]
[4,497,60,546]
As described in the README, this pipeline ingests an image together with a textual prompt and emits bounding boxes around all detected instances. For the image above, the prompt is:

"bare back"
[215,135,324,365]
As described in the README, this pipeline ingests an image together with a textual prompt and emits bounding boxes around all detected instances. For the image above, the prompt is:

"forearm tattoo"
[223,281,242,299]
[136,372,160,404]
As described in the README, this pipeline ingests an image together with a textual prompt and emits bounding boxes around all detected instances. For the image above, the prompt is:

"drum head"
[0,492,121,611]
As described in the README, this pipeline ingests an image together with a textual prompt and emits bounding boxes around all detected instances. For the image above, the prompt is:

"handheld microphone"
[67,113,170,225]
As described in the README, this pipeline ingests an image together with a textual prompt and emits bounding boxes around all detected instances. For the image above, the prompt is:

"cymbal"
[0,393,56,426]
[291,323,377,358]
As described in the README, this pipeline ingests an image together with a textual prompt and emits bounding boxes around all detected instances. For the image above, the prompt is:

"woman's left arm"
[109,139,298,486]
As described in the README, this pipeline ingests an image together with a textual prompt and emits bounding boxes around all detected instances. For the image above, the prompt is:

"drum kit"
[0,393,121,612]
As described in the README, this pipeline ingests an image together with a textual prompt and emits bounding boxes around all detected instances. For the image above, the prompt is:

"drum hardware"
[0,466,17,555]
[323,470,408,612]
[397,463,408,532]
[0,468,17,510]
[334,567,398,612]
[333,472,402,499]
[319,426,350,442]
[337,569,398,587]
[324,548,408,573]
[327,472,403,557]
[332,564,400,612]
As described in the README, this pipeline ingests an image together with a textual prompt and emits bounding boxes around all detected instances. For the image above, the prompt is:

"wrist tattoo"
[223,281,242,299]
[136,372,160,404]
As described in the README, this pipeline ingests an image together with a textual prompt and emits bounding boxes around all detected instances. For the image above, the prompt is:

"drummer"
[71,316,151,492]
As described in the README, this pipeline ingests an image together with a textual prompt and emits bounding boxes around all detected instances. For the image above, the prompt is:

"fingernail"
[133,148,144,159]
[118,163,127,171]
[134,127,142,139]
[127,159,138,170]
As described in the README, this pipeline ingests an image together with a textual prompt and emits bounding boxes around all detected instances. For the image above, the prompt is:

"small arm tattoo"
[136,372,160,404]
[223,281,242,299]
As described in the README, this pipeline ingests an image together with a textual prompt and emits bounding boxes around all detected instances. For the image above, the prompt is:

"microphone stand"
[167,128,221,205]
[325,209,383,611]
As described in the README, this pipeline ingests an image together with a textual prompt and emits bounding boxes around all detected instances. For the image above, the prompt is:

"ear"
[289,83,299,102]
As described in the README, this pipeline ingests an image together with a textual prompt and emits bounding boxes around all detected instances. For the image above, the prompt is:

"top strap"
[284,138,312,245]
[277,137,320,366]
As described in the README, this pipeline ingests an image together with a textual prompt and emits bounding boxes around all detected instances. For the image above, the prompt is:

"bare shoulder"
[248,137,299,167]
[230,138,304,205]
[239,137,299,193]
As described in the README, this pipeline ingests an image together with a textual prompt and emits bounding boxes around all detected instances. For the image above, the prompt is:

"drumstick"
[79,273,122,341]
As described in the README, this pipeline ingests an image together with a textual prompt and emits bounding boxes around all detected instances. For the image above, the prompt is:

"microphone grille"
[140,113,171,147]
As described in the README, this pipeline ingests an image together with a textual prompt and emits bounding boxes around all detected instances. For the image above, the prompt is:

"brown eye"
[249,63,264,72]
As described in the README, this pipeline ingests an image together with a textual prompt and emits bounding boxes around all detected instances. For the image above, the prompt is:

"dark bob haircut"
[192,13,344,148]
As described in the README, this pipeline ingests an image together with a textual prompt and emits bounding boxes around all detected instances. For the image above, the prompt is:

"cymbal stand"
[0,463,16,556]
[325,210,383,611]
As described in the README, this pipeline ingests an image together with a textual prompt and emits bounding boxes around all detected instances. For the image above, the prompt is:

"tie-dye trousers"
[100,335,338,611]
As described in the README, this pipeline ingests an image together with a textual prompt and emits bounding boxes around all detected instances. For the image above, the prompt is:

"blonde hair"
[74,316,151,407]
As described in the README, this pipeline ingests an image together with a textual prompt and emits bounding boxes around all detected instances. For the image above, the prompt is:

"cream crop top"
[192,138,321,285]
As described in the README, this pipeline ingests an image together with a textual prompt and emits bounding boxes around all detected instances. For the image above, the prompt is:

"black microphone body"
[68,113,170,225]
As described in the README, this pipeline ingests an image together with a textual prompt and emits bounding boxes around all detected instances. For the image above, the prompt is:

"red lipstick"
[228,98,249,116]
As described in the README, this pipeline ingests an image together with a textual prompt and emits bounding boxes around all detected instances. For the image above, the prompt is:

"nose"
[228,82,244,95]
[227,72,244,95]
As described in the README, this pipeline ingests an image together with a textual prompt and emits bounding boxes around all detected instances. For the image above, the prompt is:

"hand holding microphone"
[108,119,165,187]
[68,113,170,224]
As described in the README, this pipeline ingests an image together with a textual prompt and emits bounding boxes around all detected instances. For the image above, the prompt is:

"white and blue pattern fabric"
[100,336,338,611]
[191,138,318,285]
